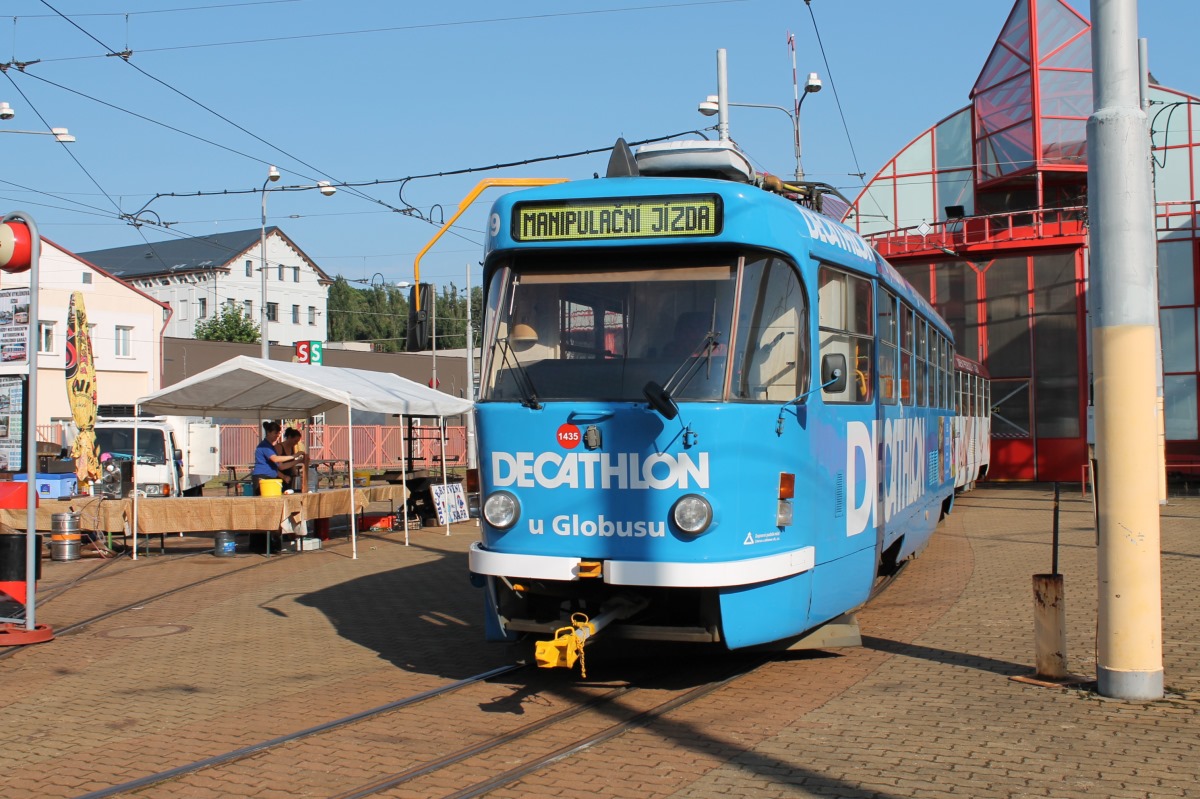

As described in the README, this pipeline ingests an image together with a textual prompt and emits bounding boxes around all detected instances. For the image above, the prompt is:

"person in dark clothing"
[251,421,305,495]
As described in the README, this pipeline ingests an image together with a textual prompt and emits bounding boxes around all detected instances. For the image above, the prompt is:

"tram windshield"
[481,250,807,404]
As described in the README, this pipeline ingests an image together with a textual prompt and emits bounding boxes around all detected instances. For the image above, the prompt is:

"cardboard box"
[14,473,79,500]
[291,537,321,551]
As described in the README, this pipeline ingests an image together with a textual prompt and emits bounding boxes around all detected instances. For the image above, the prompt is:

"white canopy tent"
[133,356,473,558]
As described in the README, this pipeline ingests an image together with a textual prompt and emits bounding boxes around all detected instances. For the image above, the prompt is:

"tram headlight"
[483,491,520,530]
[672,494,713,535]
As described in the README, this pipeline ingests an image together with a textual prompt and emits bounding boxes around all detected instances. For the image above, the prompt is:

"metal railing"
[863,206,1087,257]
[1157,200,1199,233]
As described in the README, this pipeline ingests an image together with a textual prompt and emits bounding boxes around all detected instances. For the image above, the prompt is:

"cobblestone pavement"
[1,485,1195,798]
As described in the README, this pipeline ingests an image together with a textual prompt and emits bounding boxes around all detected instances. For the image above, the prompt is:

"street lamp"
[0,101,75,142]
[698,71,821,182]
[259,167,335,359]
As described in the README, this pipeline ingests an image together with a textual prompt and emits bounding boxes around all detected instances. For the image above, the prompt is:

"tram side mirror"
[821,353,847,394]
[643,381,679,420]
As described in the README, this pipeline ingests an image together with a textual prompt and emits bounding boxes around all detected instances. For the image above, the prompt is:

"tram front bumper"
[468,541,815,588]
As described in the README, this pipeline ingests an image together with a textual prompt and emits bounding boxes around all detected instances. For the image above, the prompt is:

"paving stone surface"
[0,485,1195,798]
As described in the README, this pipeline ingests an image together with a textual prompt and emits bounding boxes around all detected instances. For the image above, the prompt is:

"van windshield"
[95,428,167,464]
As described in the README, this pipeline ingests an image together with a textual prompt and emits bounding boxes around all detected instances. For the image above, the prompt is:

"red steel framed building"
[845,0,1199,481]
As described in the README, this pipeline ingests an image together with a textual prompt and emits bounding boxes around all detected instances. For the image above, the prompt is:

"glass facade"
[847,0,1200,478]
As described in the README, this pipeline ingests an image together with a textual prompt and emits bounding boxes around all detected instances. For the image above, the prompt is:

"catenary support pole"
[716,49,730,143]
[347,402,357,560]
[1087,0,1163,700]
[464,264,477,472]
[1139,37,1167,506]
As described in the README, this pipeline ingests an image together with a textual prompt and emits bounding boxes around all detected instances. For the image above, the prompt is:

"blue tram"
[468,140,960,655]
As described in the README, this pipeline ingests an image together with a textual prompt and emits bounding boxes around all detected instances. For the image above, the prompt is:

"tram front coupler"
[533,597,647,677]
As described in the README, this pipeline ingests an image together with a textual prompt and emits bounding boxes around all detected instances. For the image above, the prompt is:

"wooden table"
[0,485,410,542]
[308,459,350,489]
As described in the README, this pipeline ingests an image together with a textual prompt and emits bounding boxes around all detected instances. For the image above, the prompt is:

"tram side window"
[732,256,806,402]
[899,303,915,405]
[932,334,942,408]
[877,288,898,405]
[932,332,941,407]
[944,341,954,409]
[818,265,873,403]
[937,338,947,408]
[936,336,946,408]
[916,319,928,407]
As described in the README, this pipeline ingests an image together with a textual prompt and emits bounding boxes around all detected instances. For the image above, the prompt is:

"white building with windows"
[80,227,330,347]
[0,237,168,429]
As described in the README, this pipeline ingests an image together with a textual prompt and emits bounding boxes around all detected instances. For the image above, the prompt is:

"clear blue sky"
[1,0,1192,293]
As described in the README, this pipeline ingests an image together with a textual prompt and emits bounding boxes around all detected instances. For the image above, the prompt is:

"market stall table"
[0,485,409,554]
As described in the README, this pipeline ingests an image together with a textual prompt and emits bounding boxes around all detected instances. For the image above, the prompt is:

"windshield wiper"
[643,330,720,420]
[496,337,543,410]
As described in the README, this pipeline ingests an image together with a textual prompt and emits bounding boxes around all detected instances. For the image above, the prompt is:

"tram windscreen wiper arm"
[643,332,718,419]
[497,338,543,410]
[664,332,718,394]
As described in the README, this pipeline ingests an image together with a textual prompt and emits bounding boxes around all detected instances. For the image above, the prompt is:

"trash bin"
[0,533,42,605]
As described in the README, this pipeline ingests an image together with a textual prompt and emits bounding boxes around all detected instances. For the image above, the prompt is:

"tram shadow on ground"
[294,543,525,680]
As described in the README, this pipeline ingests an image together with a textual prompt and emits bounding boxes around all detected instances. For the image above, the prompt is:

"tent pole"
[132,409,139,561]
[440,417,449,535]
[347,402,357,559]
[400,419,409,546]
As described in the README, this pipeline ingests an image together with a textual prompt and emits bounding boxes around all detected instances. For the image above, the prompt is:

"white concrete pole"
[1087,0,1163,700]
[716,49,730,143]
[464,264,477,472]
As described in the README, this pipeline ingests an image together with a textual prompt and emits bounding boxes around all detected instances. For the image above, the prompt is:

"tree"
[325,276,409,351]
[194,304,260,343]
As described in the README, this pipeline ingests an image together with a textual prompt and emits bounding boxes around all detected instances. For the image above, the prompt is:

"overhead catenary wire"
[33,0,411,220]
[801,0,881,220]
[19,1,749,63]
[12,1,301,21]
[2,69,124,217]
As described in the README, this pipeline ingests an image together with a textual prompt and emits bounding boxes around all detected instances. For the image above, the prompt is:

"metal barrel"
[50,512,82,562]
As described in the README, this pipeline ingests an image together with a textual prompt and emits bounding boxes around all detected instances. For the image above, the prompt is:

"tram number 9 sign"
[513,194,721,242]
[0,221,33,273]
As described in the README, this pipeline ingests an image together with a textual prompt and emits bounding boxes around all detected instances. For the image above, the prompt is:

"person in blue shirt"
[251,421,305,495]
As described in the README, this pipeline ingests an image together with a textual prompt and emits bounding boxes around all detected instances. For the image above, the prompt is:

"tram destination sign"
[513,195,722,242]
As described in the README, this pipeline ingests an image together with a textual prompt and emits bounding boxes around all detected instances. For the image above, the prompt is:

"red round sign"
[0,221,33,274]
[556,423,581,449]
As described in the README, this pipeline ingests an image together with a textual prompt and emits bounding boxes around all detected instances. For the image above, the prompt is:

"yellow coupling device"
[534,613,596,677]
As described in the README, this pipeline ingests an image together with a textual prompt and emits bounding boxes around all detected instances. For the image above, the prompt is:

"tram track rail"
[74,663,527,799]
[0,552,281,662]
[334,657,764,799]
[3,524,380,661]
[70,653,764,799]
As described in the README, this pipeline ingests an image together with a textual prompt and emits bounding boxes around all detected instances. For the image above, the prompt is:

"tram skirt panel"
[718,570,814,649]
